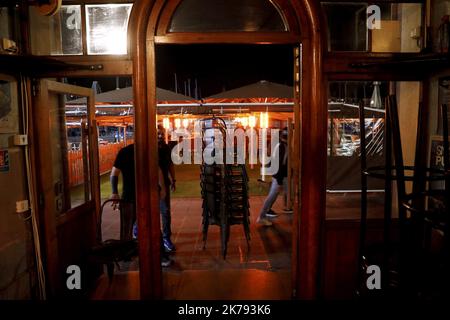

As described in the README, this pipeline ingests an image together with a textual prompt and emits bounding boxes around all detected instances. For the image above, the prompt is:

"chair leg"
[106,263,114,283]
[202,210,209,250]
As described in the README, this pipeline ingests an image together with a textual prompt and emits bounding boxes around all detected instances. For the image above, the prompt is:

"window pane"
[371,3,423,52]
[86,4,133,55]
[48,92,91,212]
[169,0,287,32]
[322,2,424,52]
[0,6,20,48]
[0,8,11,40]
[29,5,82,55]
[322,3,368,51]
[327,81,388,190]
[431,0,450,53]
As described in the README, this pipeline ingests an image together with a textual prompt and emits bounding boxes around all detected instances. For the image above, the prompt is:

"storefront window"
[327,81,388,190]
[322,2,424,52]
[86,3,132,55]
[322,3,368,51]
[169,0,287,32]
[371,3,423,53]
[29,5,83,55]
[29,3,133,56]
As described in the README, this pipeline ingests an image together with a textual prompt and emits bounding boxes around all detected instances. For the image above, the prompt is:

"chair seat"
[89,239,138,264]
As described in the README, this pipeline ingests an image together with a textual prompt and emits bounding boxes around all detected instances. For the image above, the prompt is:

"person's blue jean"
[160,187,171,240]
[258,177,287,219]
[132,198,171,240]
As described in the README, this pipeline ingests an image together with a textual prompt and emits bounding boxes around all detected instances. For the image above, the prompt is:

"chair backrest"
[97,199,128,243]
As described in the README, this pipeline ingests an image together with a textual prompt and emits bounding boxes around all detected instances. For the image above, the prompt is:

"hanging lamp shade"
[370,81,382,109]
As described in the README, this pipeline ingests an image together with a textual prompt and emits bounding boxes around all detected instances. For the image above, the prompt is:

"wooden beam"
[154,33,300,44]
[130,0,162,300]
[39,60,133,77]
[32,79,61,297]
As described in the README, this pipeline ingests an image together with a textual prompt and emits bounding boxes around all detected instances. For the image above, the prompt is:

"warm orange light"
[260,112,269,129]
[241,117,248,127]
[174,118,181,129]
[248,115,256,128]
[163,117,170,129]
[182,118,189,128]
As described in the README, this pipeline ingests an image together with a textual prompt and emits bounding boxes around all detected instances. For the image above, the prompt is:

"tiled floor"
[93,194,293,300]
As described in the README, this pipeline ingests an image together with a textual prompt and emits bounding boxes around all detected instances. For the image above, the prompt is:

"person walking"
[158,125,177,252]
[256,128,290,226]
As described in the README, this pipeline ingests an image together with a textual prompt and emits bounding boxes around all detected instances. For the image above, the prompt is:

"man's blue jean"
[258,177,287,219]
[132,198,171,240]
[160,196,171,240]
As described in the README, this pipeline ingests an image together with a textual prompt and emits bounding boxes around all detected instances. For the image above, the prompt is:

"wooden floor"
[92,195,293,300]
[91,269,292,300]
[91,191,384,299]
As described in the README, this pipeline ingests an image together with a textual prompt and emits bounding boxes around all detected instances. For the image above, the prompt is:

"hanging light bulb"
[182,118,189,128]
[163,117,170,129]
[174,118,181,129]
[241,117,248,127]
[260,111,269,129]
[248,115,256,128]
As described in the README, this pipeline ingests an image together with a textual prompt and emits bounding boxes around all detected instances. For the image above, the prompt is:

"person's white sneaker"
[256,217,273,226]
[265,210,279,218]
[161,256,172,267]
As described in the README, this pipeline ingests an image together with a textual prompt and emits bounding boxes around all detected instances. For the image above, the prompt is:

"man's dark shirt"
[114,144,135,201]
[158,141,173,185]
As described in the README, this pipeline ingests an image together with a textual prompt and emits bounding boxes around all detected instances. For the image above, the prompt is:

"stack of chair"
[199,117,251,259]
[358,96,449,299]
[223,164,251,251]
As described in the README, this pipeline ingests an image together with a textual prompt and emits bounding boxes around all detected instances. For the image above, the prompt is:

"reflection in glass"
[86,4,133,55]
[327,81,388,191]
[65,98,91,208]
[322,3,367,51]
[169,0,287,32]
[29,5,83,55]
[48,93,91,212]
[371,3,423,52]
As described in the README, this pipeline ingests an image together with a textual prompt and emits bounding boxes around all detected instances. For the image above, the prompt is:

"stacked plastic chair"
[200,116,251,259]
[223,164,251,250]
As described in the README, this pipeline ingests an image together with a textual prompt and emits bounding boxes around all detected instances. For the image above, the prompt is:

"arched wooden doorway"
[129,0,326,299]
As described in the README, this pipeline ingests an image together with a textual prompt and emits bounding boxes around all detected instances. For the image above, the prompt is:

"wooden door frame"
[32,80,100,296]
[129,0,326,299]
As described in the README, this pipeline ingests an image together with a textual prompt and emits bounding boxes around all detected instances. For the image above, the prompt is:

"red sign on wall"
[0,149,9,172]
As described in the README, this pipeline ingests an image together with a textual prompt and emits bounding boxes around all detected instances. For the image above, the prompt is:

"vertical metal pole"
[188,78,191,97]
[383,96,393,292]
[389,94,410,294]
[441,104,450,292]
[174,73,178,93]
[358,100,368,295]
[329,116,334,156]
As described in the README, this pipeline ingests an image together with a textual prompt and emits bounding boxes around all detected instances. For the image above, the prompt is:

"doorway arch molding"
[129,0,327,299]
